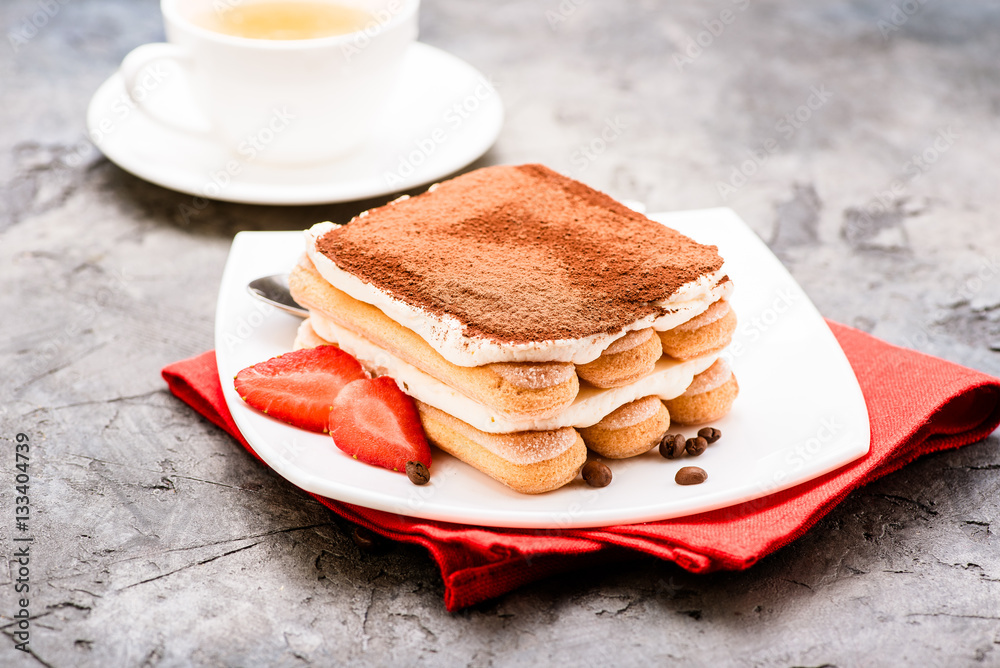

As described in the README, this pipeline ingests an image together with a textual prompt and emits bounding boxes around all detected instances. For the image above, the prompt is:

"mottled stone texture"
[2,0,1000,666]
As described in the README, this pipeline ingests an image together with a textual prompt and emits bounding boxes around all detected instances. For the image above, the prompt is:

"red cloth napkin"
[162,321,1000,611]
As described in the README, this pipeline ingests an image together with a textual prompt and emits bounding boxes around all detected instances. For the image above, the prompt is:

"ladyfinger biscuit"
[578,395,671,459]
[415,402,587,494]
[664,359,739,425]
[576,328,662,389]
[290,259,580,420]
[658,300,737,360]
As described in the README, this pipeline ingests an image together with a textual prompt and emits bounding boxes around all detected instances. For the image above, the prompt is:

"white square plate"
[215,208,870,529]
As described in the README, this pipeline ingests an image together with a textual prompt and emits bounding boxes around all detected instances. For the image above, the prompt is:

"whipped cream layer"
[306,222,732,367]
[309,312,717,434]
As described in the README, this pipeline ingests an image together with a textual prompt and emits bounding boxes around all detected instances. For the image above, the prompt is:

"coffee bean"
[685,436,708,457]
[351,526,379,551]
[698,427,722,444]
[658,433,685,459]
[583,460,612,487]
[406,460,430,485]
[675,466,708,485]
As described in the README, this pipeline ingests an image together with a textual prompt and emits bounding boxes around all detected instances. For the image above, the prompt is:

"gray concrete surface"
[3,0,1000,665]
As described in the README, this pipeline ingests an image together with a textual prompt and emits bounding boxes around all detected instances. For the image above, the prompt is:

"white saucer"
[215,209,871,529]
[86,43,503,205]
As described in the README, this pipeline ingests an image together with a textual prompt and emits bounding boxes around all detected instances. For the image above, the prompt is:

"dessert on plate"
[288,164,739,493]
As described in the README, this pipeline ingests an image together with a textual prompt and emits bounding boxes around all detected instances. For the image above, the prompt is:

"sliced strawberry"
[234,345,367,433]
[329,376,432,472]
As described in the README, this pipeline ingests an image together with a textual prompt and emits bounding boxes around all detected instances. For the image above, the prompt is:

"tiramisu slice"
[290,164,739,493]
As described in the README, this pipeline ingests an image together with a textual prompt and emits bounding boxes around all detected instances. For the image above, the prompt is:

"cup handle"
[119,42,212,137]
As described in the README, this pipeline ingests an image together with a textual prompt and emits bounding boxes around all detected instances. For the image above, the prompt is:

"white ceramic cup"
[120,0,419,165]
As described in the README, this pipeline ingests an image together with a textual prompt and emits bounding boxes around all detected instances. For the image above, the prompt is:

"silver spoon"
[247,274,309,318]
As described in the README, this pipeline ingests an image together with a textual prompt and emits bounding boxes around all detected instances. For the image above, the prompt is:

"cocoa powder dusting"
[315,164,724,344]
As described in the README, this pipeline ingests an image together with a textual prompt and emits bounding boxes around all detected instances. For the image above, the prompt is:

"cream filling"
[309,312,718,434]
[305,222,732,367]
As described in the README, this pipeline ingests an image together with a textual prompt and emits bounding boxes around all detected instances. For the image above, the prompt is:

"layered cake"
[289,164,738,493]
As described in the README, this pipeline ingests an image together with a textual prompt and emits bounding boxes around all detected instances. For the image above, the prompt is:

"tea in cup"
[120,0,419,165]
